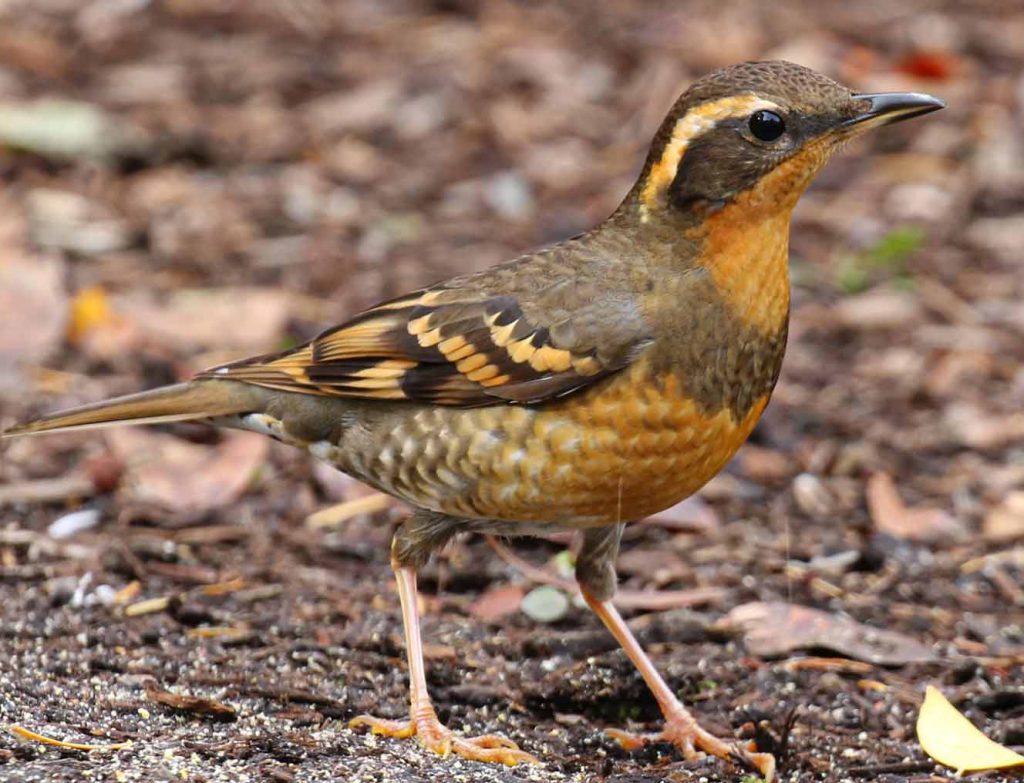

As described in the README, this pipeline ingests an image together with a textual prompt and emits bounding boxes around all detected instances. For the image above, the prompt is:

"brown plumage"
[3,61,943,780]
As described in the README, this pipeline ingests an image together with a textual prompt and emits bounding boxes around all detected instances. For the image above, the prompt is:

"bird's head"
[632,60,944,220]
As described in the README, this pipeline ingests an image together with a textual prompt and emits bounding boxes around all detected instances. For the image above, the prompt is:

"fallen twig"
[145,682,237,721]
[0,474,96,506]
[485,535,726,610]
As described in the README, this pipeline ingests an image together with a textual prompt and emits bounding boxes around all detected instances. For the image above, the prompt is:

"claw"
[606,717,775,782]
[606,727,657,752]
[349,714,417,739]
[350,711,539,766]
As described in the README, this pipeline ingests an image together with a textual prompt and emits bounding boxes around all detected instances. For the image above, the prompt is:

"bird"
[3,61,943,781]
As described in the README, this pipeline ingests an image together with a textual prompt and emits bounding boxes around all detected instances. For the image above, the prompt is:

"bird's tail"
[2,381,257,438]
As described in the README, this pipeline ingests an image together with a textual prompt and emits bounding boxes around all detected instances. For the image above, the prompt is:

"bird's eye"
[748,110,786,141]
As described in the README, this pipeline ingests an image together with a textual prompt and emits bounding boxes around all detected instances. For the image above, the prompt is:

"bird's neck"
[630,139,832,335]
[691,196,793,335]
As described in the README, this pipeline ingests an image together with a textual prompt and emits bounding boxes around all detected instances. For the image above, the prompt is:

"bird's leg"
[350,514,537,766]
[577,525,776,782]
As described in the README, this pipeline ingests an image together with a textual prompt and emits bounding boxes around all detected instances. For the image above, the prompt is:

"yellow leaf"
[917,685,1024,774]
[67,285,115,345]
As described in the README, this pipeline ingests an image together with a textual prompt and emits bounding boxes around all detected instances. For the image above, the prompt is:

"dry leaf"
[311,461,379,503]
[866,472,964,542]
[616,546,688,580]
[738,445,794,482]
[945,403,1024,450]
[965,216,1024,265]
[67,285,119,345]
[0,252,66,370]
[106,429,267,515]
[469,585,525,623]
[118,287,290,353]
[897,50,961,81]
[0,30,69,80]
[835,289,922,330]
[303,82,404,136]
[917,685,1024,774]
[983,492,1024,543]
[723,601,936,666]
[26,188,132,255]
[646,494,720,533]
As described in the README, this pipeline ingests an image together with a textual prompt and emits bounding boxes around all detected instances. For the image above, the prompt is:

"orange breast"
[365,361,768,526]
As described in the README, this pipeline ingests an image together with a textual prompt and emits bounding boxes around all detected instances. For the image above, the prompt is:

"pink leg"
[583,590,776,782]
[350,558,537,766]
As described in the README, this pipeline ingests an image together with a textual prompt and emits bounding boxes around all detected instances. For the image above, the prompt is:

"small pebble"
[48,508,101,539]
[520,586,570,623]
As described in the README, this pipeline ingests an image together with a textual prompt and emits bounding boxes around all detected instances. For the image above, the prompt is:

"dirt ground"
[2,1,1024,781]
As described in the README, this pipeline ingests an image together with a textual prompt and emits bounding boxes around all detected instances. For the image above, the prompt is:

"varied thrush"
[3,61,943,780]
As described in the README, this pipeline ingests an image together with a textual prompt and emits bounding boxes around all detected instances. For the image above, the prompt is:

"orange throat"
[686,139,836,334]
[698,199,792,334]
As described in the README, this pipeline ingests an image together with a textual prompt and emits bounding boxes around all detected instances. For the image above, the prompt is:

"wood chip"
[777,656,874,674]
[305,493,392,528]
[145,682,237,721]
[123,595,171,617]
[185,626,251,641]
[199,577,245,596]
[111,581,141,604]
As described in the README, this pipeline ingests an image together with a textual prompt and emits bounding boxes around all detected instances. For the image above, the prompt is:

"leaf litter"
[0,2,1022,782]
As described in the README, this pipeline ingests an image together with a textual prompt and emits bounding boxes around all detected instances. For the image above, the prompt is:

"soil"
[2,2,1024,782]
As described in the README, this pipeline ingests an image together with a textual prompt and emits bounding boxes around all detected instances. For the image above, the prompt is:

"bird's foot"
[607,710,775,782]
[349,707,538,766]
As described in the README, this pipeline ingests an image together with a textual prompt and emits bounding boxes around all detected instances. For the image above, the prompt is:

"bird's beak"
[844,92,946,131]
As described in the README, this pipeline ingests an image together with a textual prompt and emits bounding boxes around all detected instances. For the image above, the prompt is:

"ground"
[1,1,1024,782]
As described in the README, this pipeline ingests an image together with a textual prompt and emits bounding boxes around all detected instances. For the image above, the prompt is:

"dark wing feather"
[199,272,652,407]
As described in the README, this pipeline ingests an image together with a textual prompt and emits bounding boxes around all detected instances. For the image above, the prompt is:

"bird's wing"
[199,260,653,407]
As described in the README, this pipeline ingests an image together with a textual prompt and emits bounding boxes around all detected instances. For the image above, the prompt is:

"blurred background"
[1,1,1023,781]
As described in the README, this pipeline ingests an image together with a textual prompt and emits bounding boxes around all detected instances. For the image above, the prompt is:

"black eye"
[748,110,785,141]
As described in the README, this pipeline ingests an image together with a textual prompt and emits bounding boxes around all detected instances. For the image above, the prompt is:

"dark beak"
[845,92,945,129]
